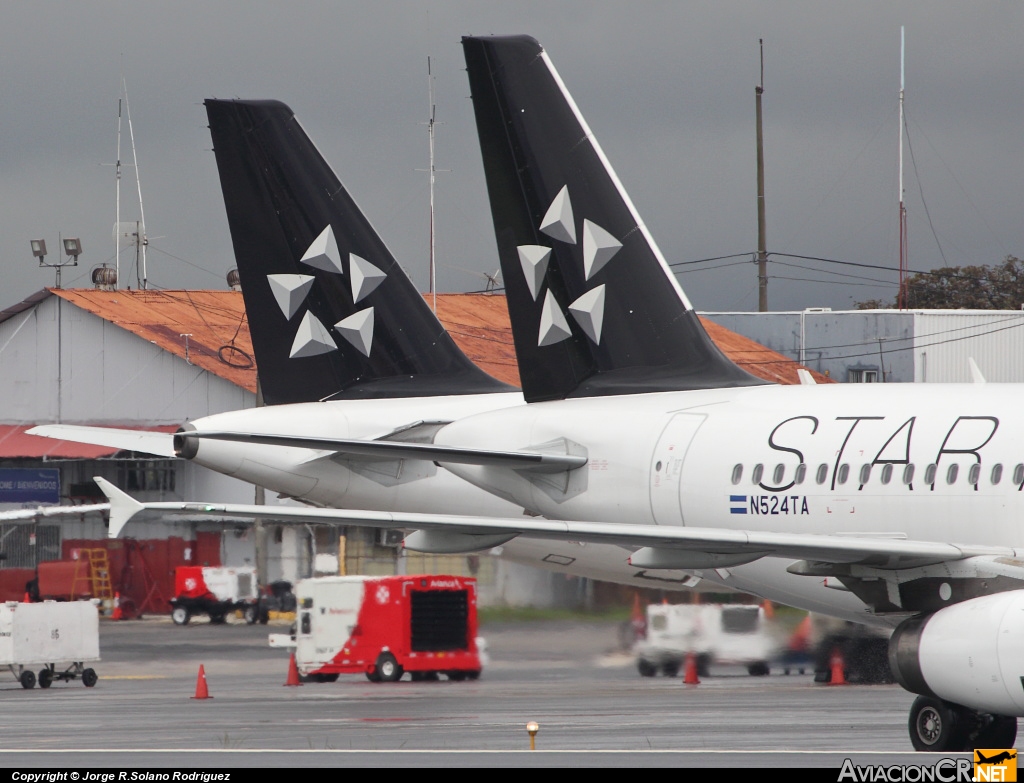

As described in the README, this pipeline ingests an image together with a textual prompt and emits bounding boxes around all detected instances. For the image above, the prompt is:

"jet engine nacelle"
[889,590,1024,716]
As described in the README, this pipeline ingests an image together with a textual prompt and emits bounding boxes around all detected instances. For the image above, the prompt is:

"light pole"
[32,236,83,289]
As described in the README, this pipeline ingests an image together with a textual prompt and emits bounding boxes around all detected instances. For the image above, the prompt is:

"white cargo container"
[0,601,100,689]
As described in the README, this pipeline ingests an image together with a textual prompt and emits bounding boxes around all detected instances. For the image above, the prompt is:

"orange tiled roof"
[46,288,825,390]
[52,289,258,393]
[700,318,833,385]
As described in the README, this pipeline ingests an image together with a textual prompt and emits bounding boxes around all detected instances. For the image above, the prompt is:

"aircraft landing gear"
[909,695,1018,752]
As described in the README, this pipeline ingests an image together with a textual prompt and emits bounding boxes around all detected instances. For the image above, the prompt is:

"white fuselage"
[432,383,1024,624]
[185,382,1024,626]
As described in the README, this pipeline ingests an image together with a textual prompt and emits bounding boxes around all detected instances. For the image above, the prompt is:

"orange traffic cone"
[284,653,303,687]
[191,665,213,699]
[111,592,123,621]
[829,648,847,686]
[683,652,701,685]
[630,593,646,641]
[22,592,30,603]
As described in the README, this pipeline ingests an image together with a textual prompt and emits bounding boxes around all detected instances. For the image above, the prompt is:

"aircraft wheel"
[376,653,403,682]
[38,669,53,689]
[909,696,968,752]
[20,669,35,689]
[171,606,190,626]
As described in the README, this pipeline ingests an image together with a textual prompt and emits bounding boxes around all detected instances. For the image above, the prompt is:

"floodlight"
[62,237,82,258]
[30,239,46,259]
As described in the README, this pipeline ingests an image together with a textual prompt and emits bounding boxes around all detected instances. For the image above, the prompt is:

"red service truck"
[270,574,482,683]
[170,566,260,625]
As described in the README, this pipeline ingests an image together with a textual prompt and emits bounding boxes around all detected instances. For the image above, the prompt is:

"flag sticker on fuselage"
[730,495,810,515]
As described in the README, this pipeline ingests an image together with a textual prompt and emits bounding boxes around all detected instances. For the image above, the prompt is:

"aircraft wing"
[26,425,176,459]
[95,478,1011,570]
[180,431,586,473]
[0,504,109,523]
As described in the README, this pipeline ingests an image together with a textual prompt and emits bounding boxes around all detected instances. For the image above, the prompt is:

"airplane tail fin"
[204,99,514,404]
[462,36,763,402]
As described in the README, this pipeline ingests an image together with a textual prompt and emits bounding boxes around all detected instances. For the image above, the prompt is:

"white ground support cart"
[0,601,100,689]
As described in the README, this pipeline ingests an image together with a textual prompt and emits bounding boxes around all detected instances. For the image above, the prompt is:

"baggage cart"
[0,601,100,689]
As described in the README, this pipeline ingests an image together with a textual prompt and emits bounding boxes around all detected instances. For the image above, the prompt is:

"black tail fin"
[462,36,763,403]
[205,99,514,404]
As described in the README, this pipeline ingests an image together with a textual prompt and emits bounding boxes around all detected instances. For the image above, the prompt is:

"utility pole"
[897,27,908,310]
[755,39,768,312]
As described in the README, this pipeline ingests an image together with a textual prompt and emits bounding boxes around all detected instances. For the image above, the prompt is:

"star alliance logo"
[266,225,386,359]
[517,185,619,347]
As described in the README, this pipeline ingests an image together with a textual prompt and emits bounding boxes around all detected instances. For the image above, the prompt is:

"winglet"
[797,369,817,386]
[93,477,144,539]
[968,357,987,384]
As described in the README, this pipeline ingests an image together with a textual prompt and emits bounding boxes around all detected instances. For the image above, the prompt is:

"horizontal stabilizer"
[27,425,176,458]
[181,430,587,473]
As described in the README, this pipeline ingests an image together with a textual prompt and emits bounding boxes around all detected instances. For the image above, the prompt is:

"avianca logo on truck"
[429,579,462,589]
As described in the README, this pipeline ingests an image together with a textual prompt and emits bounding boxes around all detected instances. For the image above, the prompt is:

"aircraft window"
[946,464,959,485]
[731,464,743,485]
[968,464,981,485]
[902,464,915,484]
[924,464,937,485]
[1014,464,1024,485]
[859,464,871,484]
[655,461,663,472]
[992,464,1003,485]
[837,464,850,485]
[752,464,764,484]
[880,464,893,485]
[773,464,785,484]
[795,464,807,485]
[815,464,828,484]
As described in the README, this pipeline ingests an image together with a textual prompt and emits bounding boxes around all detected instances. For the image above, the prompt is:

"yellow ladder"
[77,549,113,601]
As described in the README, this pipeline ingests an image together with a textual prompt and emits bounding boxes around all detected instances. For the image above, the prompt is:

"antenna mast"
[125,79,148,289]
[115,94,122,288]
[755,39,768,312]
[114,76,149,289]
[897,27,908,309]
[427,57,437,314]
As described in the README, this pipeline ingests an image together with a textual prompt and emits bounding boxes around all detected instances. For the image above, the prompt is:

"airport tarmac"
[0,616,985,769]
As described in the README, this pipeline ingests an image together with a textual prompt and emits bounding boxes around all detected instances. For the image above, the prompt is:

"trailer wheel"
[20,669,35,689]
[243,605,258,625]
[38,669,53,689]
[82,668,97,688]
[171,606,190,626]
[209,612,226,625]
[376,653,403,682]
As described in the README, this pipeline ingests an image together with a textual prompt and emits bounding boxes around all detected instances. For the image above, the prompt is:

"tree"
[856,256,1024,309]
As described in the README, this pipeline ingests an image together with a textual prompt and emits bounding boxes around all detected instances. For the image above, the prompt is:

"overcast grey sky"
[2,2,1021,313]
